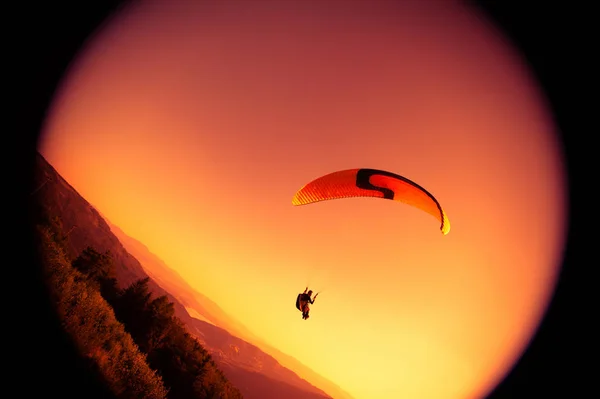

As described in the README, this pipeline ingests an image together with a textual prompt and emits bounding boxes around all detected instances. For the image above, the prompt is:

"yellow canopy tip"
[441,214,451,235]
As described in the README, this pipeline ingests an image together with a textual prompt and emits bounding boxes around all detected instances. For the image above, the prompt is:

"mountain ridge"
[33,151,333,399]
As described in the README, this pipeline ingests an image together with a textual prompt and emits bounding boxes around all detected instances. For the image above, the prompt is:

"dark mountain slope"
[32,152,331,399]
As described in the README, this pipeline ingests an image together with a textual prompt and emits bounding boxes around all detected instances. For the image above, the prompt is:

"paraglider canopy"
[292,168,450,235]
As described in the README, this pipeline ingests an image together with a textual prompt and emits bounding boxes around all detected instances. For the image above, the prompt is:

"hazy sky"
[39,1,568,398]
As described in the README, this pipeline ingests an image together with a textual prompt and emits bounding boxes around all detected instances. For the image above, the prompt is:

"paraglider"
[292,168,451,235]
[290,168,450,319]
[296,287,318,320]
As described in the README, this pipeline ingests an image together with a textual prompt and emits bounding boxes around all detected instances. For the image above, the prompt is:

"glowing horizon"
[39,1,567,398]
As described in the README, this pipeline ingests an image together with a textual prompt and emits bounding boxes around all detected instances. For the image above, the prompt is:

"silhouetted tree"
[72,247,119,302]
[113,277,154,341]
[194,365,230,399]
[145,295,177,353]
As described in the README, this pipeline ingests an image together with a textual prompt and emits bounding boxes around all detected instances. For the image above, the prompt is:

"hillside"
[32,152,332,399]
[107,220,355,399]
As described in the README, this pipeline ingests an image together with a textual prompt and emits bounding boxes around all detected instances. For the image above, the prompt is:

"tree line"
[36,212,243,399]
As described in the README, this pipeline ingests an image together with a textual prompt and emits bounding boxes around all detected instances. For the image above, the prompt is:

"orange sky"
[39,1,568,398]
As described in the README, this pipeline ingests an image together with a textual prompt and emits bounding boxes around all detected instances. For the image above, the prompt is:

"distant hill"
[107,218,355,399]
[32,152,332,399]
[104,222,251,336]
